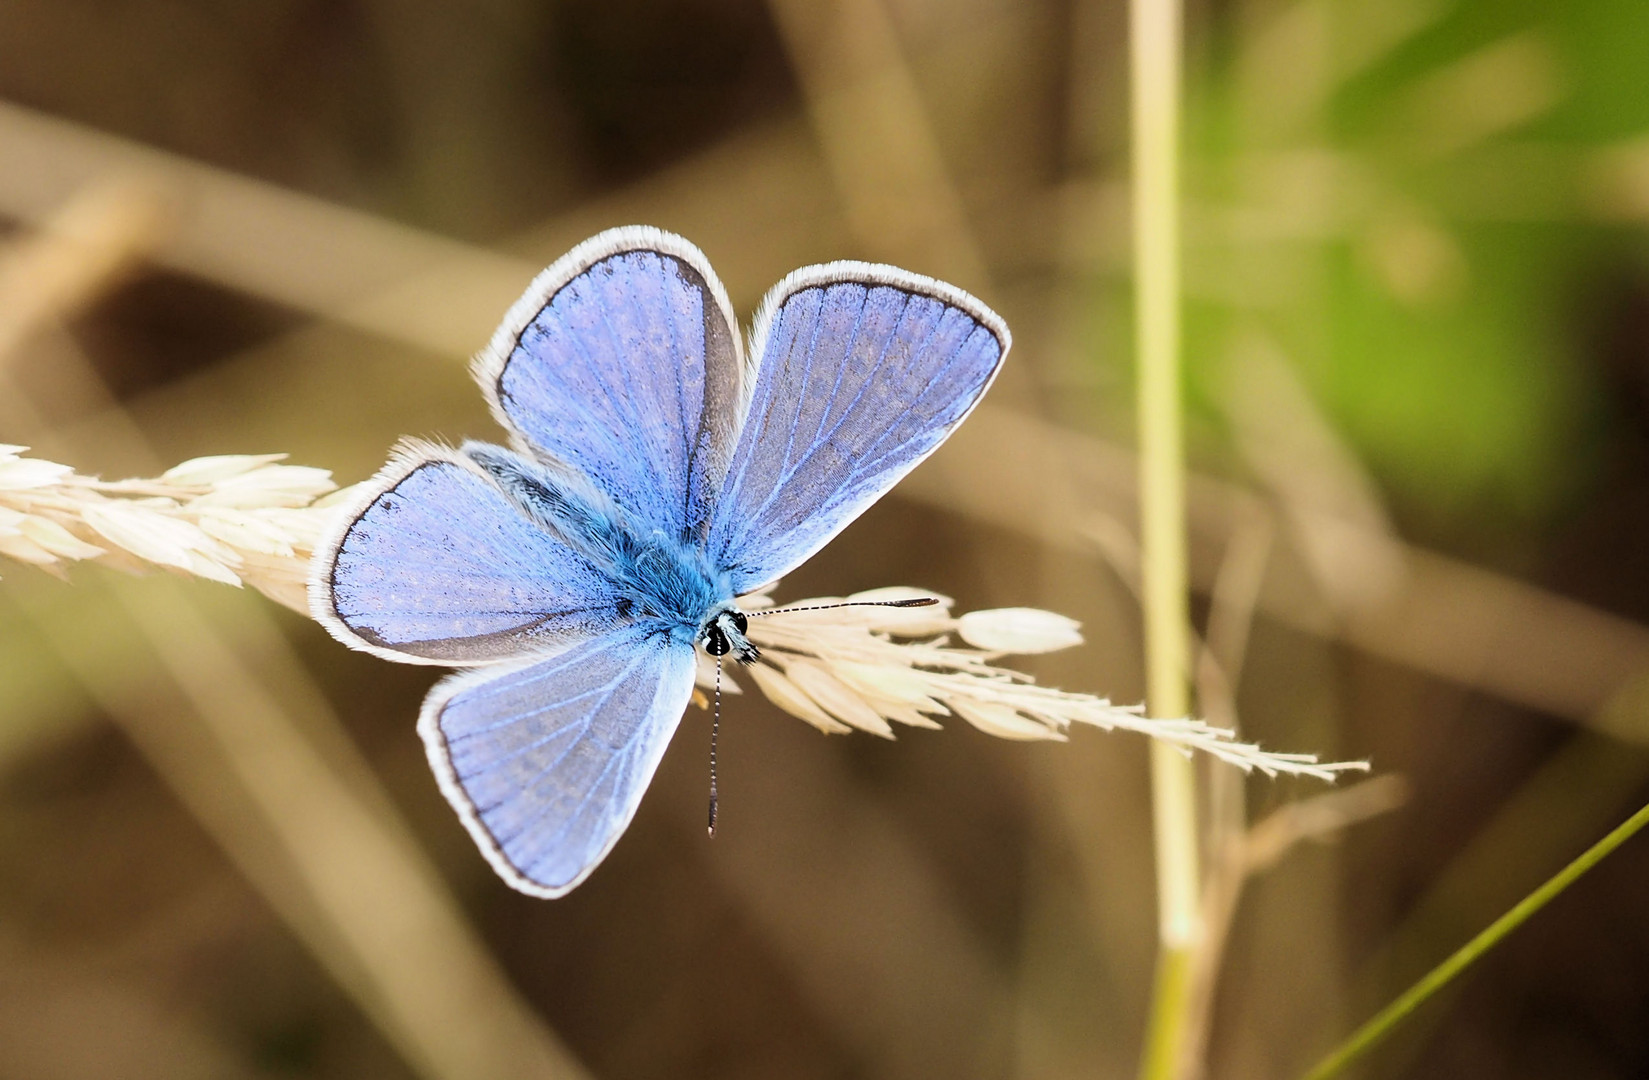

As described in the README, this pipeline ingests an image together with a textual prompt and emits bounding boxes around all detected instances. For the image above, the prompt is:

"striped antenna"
[747,597,939,618]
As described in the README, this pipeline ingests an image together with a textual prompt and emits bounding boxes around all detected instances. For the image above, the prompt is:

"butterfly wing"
[419,623,697,897]
[473,226,746,541]
[311,444,626,665]
[707,264,1009,593]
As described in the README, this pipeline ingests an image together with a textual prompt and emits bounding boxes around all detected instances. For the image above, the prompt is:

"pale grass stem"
[1130,0,1202,1076]
[0,444,358,612]
[0,447,1363,778]
[712,586,1366,779]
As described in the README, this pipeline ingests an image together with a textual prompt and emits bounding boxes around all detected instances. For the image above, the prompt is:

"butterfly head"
[699,606,758,664]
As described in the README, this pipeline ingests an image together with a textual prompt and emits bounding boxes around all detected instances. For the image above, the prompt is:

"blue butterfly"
[310,227,1009,896]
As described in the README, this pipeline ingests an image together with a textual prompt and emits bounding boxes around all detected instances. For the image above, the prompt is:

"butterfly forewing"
[709,267,1008,594]
[419,625,698,897]
[314,448,626,665]
[474,227,745,541]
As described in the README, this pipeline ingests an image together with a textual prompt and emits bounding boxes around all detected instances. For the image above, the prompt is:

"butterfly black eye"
[704,625,730,656]
[731,610,748,635]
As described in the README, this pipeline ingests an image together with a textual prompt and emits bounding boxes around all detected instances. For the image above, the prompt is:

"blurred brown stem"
[764,0,989,290]
[0,183,590,1080]
[1178,776,1411,1078]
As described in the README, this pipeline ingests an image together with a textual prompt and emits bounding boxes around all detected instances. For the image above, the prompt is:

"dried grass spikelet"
[733,586,1367,780]
[0,445,355,612]
[3,446,1363,777]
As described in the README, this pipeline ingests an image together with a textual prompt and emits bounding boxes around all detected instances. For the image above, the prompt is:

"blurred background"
[1,0,1648,1078]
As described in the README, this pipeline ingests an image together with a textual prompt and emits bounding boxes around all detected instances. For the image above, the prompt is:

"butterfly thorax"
[465,441,749,656]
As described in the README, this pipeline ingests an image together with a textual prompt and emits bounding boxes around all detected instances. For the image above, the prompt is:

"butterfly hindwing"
[419,624,698,897]
[708,265,1009,593]
[312,445,626,665]
[474,226,746,541]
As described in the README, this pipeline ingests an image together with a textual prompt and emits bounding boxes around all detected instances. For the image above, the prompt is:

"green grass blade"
[1302,798,1649,1080]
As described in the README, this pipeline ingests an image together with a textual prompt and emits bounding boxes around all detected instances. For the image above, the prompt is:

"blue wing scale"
[709,269,1007,593]
[419,625,698,896]
[313,447,625,664]
[474,228,744,541]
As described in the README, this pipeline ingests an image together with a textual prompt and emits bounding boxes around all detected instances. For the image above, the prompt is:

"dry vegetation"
[1,2,1648,1079]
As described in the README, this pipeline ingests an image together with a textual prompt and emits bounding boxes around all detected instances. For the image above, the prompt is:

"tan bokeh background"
[2,1,1649,1078]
